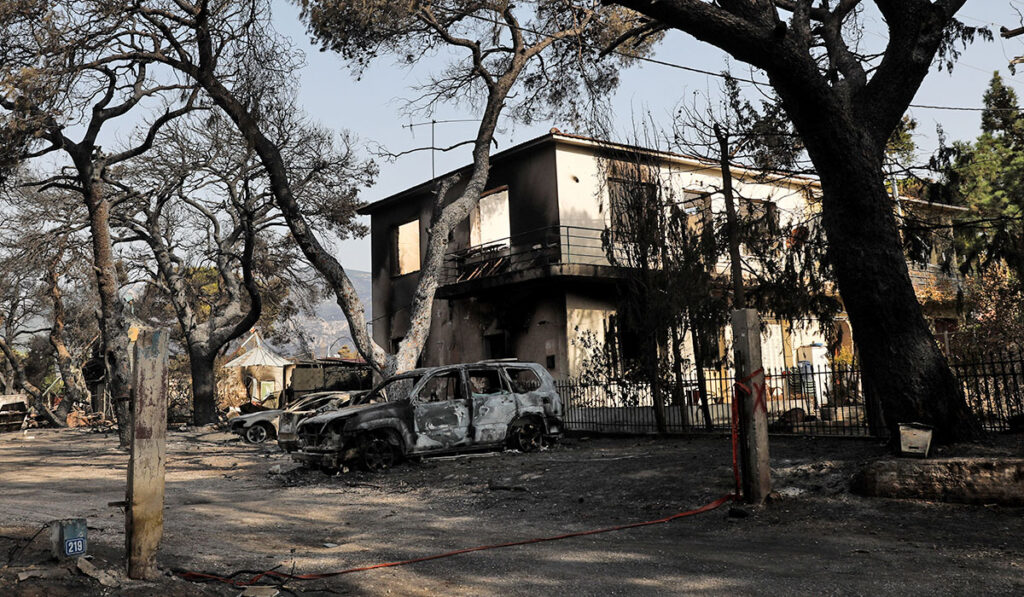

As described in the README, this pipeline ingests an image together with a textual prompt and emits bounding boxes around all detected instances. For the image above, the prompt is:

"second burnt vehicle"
[293,360,563,472]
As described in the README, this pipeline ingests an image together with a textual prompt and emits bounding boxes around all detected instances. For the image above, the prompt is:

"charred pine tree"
[1,4,201,444]
[609,0,986,443]
[120,0,654,377]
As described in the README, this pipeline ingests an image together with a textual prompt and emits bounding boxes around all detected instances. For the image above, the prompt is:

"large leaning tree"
[0,2,200,445]
[118,0,650,376]
[112,111,366,424]
[607,0,987,442]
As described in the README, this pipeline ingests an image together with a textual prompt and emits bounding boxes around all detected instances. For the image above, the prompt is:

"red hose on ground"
[177,493,736,587]
[179,385,752,588]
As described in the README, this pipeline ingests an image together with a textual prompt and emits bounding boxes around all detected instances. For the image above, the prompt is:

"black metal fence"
[555,354,1024,437]
[951,352,1024,433]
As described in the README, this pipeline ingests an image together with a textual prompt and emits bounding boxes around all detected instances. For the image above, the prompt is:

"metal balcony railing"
[437,224,962,290]
[440,225,614,286]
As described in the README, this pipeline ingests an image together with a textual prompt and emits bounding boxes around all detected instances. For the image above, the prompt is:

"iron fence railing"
[440,225,614,286]
[555,355,1023,437]
[951,352,1024,433]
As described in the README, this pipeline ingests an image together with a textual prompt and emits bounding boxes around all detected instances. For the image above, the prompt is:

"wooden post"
[125,328,169,579]
[731,308,771,504]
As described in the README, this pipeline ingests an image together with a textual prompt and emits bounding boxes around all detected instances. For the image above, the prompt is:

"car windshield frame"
[356,375,421,405]
[289,393,342,411]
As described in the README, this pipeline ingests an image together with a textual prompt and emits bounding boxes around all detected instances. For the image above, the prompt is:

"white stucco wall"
[553,140,819,274]
[553,138,829,374]
[565,293,617,377]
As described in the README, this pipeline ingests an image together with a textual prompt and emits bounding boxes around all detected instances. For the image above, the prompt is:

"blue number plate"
[65,537,86,557]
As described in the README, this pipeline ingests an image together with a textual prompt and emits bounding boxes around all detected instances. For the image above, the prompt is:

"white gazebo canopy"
[222,331,291,369]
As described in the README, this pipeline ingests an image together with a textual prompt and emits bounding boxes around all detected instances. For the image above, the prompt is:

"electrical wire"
[440,7,1018,114]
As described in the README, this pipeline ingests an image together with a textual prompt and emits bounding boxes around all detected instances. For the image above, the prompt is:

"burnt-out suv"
[292,360,562,472]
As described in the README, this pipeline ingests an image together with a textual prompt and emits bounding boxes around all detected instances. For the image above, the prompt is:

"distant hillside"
[292,270,373,358]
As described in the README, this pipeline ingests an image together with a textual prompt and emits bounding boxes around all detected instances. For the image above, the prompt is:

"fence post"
[125,328,169,579]
[731,308,771,504]
[861,367,886,438]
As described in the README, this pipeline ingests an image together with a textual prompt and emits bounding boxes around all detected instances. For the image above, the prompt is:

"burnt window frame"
[502,366,544,394]
[392,218,421,277]
[413,369,467,404]
[465,366,511,396]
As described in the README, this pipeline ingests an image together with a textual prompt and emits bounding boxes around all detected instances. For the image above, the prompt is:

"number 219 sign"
[65,537,86,557]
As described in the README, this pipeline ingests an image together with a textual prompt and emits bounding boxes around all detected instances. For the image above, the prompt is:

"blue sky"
[270,1,1024,272]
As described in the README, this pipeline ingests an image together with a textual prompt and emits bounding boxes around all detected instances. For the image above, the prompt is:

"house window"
[737,198,780,237]
[484,332,510,360]
[394,219,420,275]
[608,178,658,235]
[683,191,712,233]
[470,188,510,248]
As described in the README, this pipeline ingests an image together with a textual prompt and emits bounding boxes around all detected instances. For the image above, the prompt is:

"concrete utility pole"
[714,123,771,503]
[125,328,169,579]
[732,308,771,504]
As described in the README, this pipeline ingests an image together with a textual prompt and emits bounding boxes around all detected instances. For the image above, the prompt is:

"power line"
[910,104,1012,113]
[443,7,1012,115]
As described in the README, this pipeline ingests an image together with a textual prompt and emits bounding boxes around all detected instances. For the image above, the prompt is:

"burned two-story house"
[359,131,963,381]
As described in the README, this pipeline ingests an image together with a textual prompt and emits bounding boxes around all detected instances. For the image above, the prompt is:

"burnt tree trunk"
[787,116,979,443]
[648,334,667,434]
[714,124,746,309]
[47,257,90,421]
[0,355,12,394]
[670,323,690,428]
[189,348,218,425]
[82,179,133,447]
[691,326,714,431]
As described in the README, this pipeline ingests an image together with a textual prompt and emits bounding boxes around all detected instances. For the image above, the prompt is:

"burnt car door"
[411,369,471,452]
[467,366,517,444]
[503,366,549,412]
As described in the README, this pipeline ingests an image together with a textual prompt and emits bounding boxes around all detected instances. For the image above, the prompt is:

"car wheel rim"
[515,423,542,451]
[247,426,267,443]
[364,438,394,471]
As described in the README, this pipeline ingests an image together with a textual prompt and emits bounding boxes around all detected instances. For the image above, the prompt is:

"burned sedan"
[277,391,360,453]
[229,408,283,444]
[229,391,356,446]
[293,361,562,471]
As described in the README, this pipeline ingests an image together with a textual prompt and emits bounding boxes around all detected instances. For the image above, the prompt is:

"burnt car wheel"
[244,423,271,444]
[358,432,398,472]
[508,419,543,452]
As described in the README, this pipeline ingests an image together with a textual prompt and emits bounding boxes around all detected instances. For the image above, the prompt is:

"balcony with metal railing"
[436,224,962,303]
[437,225,621,296]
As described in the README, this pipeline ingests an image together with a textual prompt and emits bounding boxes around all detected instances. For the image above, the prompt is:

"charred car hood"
[300,402,389,428]
[232,410,283,425]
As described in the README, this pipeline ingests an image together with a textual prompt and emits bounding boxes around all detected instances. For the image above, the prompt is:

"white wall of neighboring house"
[553,139,830,379]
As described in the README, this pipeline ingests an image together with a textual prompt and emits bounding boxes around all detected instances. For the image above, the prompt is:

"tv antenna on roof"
[402,118,479,180]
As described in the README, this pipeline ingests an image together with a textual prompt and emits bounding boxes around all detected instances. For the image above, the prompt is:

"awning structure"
[221,331,291,369]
